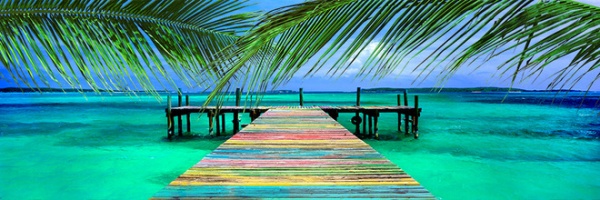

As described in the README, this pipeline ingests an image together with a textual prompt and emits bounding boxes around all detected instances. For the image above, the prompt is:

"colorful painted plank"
[153,108,433,199]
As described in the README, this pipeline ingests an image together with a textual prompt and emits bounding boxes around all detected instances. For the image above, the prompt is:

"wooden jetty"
[166,87,421,140]
[153,107,434,199]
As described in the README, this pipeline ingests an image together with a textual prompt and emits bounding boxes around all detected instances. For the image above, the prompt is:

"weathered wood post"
[221,113,226,134]
[208,110,214,136]
[373,111,379,140]
[167,95,173,139]
[397,94,401,132]
[177,89,183,136]
[403,90,409,135]
[186,95,190,133]
[299,88,304,107]
[354,87,361,135]
[414,95,419,139]
[233,88,241,133]
[250,109,259,121]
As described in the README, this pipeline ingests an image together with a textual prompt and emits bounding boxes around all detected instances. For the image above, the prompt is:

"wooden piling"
[374,111,379,140]
[163,88,424,140]
[233,88,241,133]
[170,115,175,139]
[221,113,226,134]
[299,88,304,107]
[167,95,173,139]
[403,90,409,135]
[414,95,419,139]
[250,109,259,121]
[208,111,214,136]
[355,87,361,135]
[177,91,183,136]
[397,94,401,132]
[186,95,190,133]
[362,112,367,138]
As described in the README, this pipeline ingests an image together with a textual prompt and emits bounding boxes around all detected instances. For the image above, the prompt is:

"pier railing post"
[186,95,190,133]
[299,88,304,107]
[356,87,361,106]
[414,95,419,139]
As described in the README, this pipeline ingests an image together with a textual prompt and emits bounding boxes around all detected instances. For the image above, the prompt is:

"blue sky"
[0,0,598,92]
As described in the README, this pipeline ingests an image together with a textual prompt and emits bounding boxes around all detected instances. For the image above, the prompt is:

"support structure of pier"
[165,87,421,140]
[153,108,434,199]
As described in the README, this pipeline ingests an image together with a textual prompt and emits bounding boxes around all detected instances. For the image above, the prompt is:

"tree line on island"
[1,87,585,93]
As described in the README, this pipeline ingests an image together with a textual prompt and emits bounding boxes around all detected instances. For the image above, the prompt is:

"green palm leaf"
[207,0,599,104]
[0,0,257,95]
[454,0,600,91]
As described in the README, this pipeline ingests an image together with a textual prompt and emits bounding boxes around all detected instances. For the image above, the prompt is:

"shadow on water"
[162,134,230,143]
[160,133,231,151]
[148,173,183,186]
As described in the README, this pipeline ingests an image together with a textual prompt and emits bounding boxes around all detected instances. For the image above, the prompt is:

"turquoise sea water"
[0,92,599,199]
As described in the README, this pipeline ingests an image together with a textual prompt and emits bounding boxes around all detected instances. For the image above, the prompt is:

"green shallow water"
[0,92,598,199]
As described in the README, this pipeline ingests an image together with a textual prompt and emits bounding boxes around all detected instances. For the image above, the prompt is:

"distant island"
[361,87,585,93]
[362,87,524,93]
[0,87,587,93]
[0,87,104,93]
[0,87,168,93]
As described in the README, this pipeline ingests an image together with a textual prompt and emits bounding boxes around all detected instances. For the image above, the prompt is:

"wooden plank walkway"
[153,107,433,199]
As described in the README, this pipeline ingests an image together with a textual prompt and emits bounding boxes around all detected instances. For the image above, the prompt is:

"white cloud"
[351,41,380,65]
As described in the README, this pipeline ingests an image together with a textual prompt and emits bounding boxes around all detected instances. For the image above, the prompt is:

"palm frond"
[453,0,600,91]
[0,0,256,95]
[208,0,599,104]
